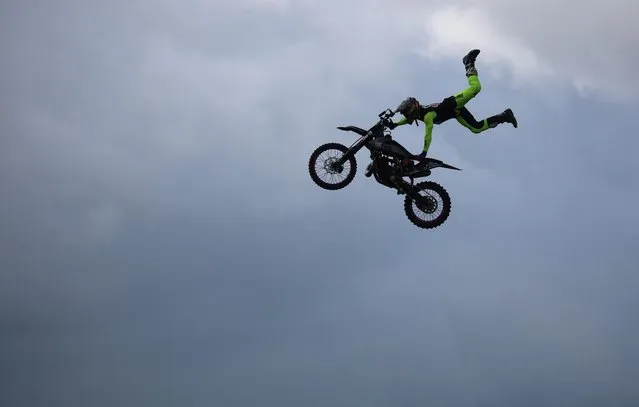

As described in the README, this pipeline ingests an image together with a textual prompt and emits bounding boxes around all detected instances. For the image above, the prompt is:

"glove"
[414,151,427,161]
[387,121,397,129]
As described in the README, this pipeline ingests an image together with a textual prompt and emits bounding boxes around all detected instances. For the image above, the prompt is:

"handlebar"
[377,108,396,128]
[378,108,395,119]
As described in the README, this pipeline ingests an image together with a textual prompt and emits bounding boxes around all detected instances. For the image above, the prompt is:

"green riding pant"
[393,74,502,154]
[453,75,495,134]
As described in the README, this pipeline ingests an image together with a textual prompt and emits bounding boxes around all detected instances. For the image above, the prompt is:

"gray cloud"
[404,0,639,100]
[2,1,638,406]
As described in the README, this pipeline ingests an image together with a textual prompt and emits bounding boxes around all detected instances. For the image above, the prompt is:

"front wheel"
[308,142,357,190]
[404,181,451,229]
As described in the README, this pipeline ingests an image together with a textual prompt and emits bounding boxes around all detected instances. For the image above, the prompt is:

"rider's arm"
[394,116,412,126]
[423,111,436,153]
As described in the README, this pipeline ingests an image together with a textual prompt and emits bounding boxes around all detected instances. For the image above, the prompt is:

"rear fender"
[407,158,461,178]
[422,158,461,171]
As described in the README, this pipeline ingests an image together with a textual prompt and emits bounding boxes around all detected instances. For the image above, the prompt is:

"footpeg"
[365,162,374,177]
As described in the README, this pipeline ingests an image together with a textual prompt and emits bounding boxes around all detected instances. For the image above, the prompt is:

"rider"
[388,49,518,162]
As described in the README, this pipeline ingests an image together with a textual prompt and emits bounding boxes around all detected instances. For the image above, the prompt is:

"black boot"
[486,108,518,129]
[462,49,480,77]
[503,108,518,128]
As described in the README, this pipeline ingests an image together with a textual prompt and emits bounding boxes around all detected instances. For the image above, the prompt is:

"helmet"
[395,97,420,119]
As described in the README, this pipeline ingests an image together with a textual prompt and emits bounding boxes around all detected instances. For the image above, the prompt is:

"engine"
[371,153,401,188]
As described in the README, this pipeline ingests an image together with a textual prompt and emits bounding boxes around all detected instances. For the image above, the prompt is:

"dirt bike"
[308,108,461,229]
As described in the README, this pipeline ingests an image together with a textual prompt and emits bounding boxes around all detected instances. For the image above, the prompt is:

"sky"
[2,0,638,406]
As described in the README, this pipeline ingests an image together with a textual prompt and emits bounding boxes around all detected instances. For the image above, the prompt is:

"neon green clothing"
[393,74,514,154]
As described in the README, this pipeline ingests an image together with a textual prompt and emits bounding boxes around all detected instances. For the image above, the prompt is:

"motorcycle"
[308,108,461,229]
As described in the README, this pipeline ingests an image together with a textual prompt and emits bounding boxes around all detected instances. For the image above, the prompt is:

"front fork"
[331,134,372,169]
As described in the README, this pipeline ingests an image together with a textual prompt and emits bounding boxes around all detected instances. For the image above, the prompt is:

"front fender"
[336,125,368,137]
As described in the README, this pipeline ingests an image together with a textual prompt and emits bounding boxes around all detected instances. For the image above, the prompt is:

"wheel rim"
[412,189,444,222]
[314,149,351,185]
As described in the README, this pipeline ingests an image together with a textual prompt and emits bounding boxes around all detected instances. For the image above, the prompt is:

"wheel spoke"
[403,181,451,229]
[314,151,350,184]
[308,143,357,191]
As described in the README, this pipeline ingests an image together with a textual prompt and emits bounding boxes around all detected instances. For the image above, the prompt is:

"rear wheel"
[308,142,357,190]
[404,181,451,229]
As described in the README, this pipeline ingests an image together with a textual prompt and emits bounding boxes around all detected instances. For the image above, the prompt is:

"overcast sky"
[2,1,638,406]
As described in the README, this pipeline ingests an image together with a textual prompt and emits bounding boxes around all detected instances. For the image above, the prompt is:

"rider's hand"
[387,121,397,129]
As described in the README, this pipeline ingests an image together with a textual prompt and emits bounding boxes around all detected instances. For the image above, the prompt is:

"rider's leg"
[455,107,518,133]
[453,75,482,109]
[453,49,518,131]
[452,49,482,109]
